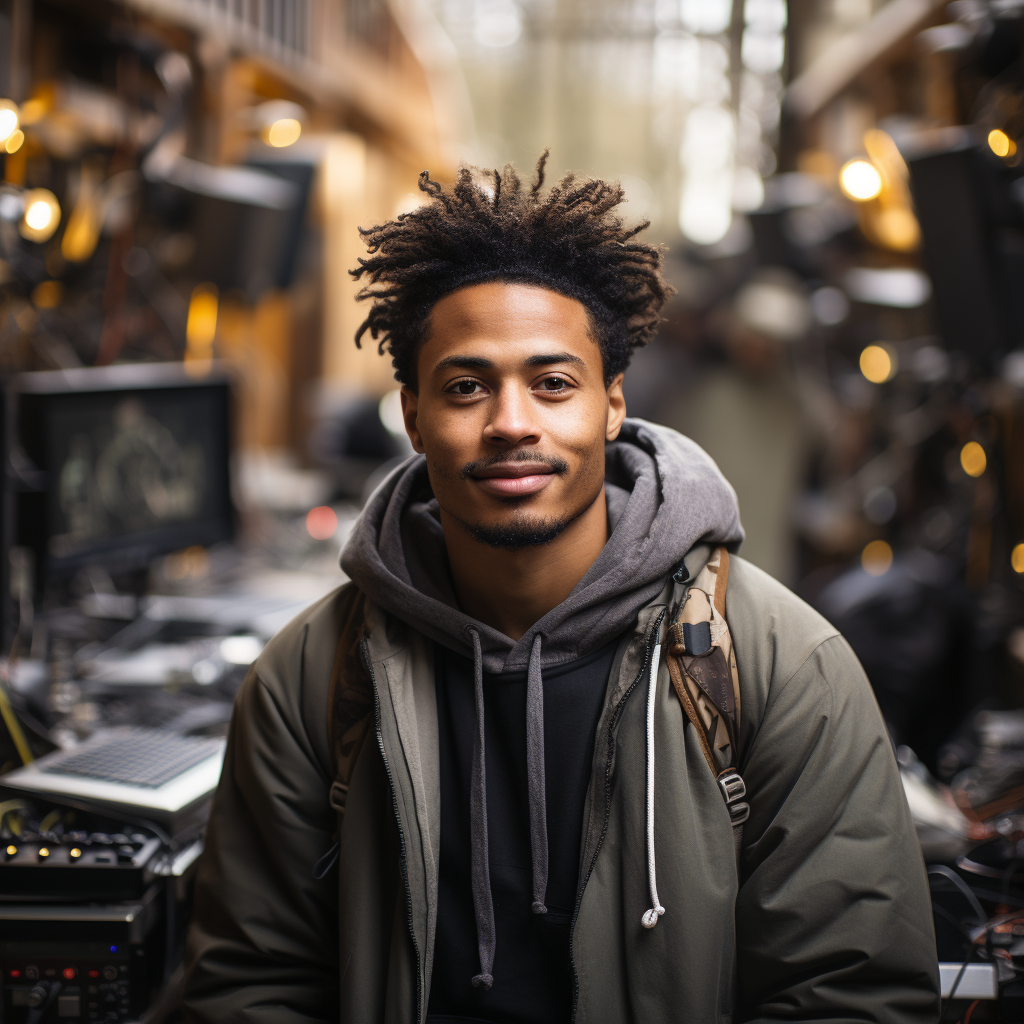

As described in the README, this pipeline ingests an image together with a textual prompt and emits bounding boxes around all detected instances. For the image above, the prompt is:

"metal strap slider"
[717,771,746,803]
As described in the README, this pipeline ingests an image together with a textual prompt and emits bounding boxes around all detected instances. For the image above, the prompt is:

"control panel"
[4,949,137,1021]
[0,832,162,901]
[0,883,163,1023]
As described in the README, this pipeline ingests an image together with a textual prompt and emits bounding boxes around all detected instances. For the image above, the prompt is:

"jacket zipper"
[568,610,665,1022]
[362,638,423,1024]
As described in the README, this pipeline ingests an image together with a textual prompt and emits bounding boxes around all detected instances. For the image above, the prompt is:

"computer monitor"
[14,363,234,591]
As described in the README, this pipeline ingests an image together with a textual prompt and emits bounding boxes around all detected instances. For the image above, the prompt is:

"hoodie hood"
[341,418,744,672]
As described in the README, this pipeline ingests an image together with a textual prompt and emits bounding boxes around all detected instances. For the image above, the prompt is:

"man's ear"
[401,386,425,453]
[606,373,626,440]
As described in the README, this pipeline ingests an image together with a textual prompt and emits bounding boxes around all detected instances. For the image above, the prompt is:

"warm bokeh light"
[5,129,23,154]
[19,95,48,125]
[1013,543,1024,574]
[873,206,920,252]
[862,540,893,576]
[839,159,882,202]
[185,284,218,376]
[306,505,338,540]
[988,129,1017,158]
[863,129,909,180]
[61,201,100,262]
[31,280,62,309]
[19,189,61,242]
[859,344,895,384]
[266,118,301,148]
[0,100,19,143]
[960,441,987,478]
[1007,544,1024,577]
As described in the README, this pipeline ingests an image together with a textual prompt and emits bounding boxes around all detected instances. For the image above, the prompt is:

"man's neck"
[441,492,609,642]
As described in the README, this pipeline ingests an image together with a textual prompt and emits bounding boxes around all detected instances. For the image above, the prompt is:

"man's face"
[401,281,626,550]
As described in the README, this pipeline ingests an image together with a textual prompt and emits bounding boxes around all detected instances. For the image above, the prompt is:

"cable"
[928,866,989,1019]
[929,865,988,924]
[0,672,33,765]
[941,943,975,1020]
[962,999,979,1024]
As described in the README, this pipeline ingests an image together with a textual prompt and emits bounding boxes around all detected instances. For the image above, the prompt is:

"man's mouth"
[469,461,559,498]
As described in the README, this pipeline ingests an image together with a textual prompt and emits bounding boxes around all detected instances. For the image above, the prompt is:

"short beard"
[460,509,584,550]
[449,485,602,551]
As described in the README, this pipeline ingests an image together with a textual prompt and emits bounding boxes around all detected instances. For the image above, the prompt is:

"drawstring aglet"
[641,905,665,929]
[472,973,494,989]
[532,901,547,915]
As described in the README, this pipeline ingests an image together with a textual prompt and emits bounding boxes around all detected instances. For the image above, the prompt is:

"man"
[183,156,940,1023]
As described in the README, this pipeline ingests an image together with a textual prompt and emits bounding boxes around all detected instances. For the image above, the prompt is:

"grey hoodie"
[341,418,745,672]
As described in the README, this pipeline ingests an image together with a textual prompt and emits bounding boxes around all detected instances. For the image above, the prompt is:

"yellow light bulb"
[185,284,219,376]
[5,845,16,856]
[960,441,986,478]
[26,201,52,230]
[1012,543,1024,574]
[5,128,23,154]
[38,847,49,857]
[839,159,882,202]
[266,118,301,148]
[0,101,19,143]
[69,847,82,859]
[862,540,893,576]
[19,188,61,243]
[859,344,895,384]
[988,129,1017,158]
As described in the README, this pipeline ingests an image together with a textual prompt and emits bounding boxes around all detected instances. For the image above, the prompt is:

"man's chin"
[460,514,574,551]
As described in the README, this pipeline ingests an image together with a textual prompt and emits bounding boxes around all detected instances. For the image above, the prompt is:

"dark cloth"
[427,638,620,1024]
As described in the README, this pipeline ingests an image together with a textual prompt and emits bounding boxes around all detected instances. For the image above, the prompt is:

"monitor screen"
[15,364,234,584]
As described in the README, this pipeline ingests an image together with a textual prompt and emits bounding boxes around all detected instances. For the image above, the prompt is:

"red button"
[62,967,76,980]
[88,970,99,978]
[9,969,20,977]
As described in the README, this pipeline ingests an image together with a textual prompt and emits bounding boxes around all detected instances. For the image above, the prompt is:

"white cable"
[642,643,665,929]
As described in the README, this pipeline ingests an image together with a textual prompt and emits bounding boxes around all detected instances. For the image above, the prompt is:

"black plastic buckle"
[681,621,713,656]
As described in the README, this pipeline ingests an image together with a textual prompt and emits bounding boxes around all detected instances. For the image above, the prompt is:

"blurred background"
[0,0,1024,1019]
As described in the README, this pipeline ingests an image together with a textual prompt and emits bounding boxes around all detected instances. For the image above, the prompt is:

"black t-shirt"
[426,638,619,1024]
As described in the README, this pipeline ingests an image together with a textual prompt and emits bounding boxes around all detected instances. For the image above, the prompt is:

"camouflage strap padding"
[665,548,749,836]
[326,586,374,818]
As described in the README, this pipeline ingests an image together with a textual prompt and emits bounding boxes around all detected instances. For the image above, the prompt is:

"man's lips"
[470,462,557,497]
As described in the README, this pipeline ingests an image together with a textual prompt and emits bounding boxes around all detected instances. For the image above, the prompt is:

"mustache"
[460,449,570,479]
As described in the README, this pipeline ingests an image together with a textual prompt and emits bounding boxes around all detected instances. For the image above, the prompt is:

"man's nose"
[482,383,541,448]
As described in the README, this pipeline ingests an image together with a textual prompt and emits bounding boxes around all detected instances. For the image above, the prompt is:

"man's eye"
[451,380,483,395]
[538,376,570,391]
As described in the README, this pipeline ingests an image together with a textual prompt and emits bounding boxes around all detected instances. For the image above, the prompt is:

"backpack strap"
[664,547,749,856]
[326,585,374,820]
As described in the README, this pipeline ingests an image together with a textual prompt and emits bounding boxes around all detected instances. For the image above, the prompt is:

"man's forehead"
[422,281,600,372]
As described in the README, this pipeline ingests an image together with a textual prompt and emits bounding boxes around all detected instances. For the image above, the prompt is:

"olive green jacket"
[182,553,940,1023]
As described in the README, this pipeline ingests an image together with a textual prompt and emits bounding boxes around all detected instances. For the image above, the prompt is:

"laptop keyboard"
[41,730,223,788]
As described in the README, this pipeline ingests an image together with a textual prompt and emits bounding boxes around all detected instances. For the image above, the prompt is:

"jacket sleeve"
[182,662,340,1024]
[735,634,940,1023]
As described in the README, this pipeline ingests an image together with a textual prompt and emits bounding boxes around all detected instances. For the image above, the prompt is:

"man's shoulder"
[725,555,847,725]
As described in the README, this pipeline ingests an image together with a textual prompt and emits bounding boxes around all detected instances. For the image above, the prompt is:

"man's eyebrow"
[432,355,495,375]
[431,352,585,374]
[524,352,585,367]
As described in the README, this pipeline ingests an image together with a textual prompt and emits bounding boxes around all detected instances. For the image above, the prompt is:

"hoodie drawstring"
[467,627,496,989]
[465,628,550,990]
[642,639,665,929]
[525,633,549,916]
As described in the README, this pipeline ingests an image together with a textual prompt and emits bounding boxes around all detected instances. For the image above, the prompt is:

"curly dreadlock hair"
[350,152,673,389]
